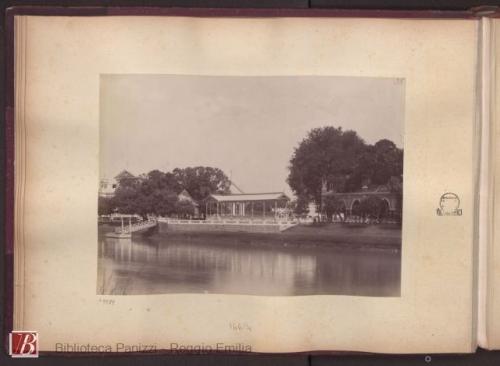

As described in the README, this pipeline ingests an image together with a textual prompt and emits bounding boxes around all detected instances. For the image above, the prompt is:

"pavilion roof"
[208,192,290,202]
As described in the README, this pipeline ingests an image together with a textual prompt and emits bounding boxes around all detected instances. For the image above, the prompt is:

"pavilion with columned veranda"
[204,192,290,219]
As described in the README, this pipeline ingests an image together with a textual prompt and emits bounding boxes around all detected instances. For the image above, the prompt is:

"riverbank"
[98,225,401,296]
[151,223,401,250]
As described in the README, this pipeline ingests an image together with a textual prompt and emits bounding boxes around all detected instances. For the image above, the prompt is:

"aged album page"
[14,15,478,353]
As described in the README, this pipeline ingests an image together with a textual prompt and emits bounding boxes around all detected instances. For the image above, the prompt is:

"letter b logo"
[9,331,38,357]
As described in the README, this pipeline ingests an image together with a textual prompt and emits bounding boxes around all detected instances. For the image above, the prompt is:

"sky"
[100,75,404,195]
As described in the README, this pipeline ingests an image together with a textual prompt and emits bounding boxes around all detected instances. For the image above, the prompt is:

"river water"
[97,227,400,297]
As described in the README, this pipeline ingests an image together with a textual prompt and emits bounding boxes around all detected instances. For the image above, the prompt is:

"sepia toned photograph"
[97,74,404,297]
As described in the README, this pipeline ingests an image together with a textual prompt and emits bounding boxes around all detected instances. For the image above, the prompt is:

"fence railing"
[158,218,298,225]
[115,219,157,234]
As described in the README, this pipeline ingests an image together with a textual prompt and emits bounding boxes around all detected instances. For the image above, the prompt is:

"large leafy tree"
[105,166,230,217]
[111,183,142,215]
[111,170,181,217]
[347,139,403,191]
[172,166,231,201]
[288,127,403,211]
[136,170,180,216]
[287,127,366,208]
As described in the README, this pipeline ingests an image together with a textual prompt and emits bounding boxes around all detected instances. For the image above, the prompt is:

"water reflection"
[97,231,400,297]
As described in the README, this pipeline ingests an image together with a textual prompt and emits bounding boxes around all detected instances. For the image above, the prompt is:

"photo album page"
[13,15,479,353]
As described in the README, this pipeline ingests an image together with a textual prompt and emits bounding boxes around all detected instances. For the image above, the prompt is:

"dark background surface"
[1,0,500,365]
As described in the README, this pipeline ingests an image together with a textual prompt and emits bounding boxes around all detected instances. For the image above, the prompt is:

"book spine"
[476,15,496,350]
[3,8,16,353]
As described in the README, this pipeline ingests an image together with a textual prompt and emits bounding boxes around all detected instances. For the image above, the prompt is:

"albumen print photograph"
[97,75,404,297]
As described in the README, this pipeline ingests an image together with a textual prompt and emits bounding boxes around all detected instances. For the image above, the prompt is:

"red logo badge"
[9,331,39,358]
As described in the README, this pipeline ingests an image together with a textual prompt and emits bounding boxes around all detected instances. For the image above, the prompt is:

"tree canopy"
[287,127,366,206]
[172,166,231,201]
[287,127,403,208]
[101,166,230,217]
[345,139,403,192]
